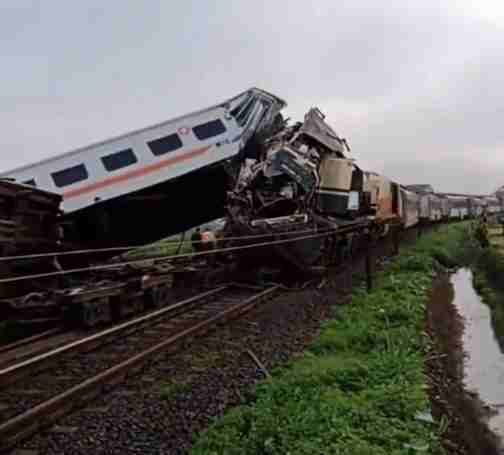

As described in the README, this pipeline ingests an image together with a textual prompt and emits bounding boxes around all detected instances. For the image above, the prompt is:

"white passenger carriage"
[1,88,286,246]
[2,88,285,214]
[446,196,469,219]
[469,197,485,218]
[417,194,442,222]
[439,196,451,220]
[429,195,443,221]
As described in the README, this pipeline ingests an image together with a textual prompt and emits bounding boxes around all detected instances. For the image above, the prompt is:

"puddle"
[450,268,504,439]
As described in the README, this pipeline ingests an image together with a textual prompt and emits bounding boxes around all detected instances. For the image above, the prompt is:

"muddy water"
[450,268,504,440]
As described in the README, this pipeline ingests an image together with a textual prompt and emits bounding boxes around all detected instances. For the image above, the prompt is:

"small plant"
[159,381,192,401]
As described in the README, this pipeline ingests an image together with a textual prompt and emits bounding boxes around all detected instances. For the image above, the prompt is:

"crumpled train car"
[225,108,375,270]
[0,179,62,256]
[0,179,63,299]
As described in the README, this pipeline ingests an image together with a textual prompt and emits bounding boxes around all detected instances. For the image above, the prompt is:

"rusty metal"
[0,328,62,355]
[0,331,81,371]
[0,285,278,453]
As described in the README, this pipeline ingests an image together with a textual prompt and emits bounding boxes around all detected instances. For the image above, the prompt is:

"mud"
[426,272,501,455]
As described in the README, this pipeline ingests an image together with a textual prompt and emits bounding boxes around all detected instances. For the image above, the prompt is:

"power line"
[0,223,367,285]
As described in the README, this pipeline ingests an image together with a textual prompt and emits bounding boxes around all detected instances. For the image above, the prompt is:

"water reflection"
[450,268,504,436]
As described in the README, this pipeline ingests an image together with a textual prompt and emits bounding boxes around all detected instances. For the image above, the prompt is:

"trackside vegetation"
[471,226,504,332]
[191,224,469,455]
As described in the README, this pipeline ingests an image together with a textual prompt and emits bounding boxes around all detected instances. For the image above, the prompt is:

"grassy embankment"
[191,224,469,455]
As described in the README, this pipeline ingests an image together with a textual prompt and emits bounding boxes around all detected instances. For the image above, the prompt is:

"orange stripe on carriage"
[63,145,211,200]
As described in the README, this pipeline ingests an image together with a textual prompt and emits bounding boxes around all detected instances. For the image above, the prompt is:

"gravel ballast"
[12,233,404,455]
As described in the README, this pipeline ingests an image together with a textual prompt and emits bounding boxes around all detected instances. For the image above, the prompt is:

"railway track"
[0,283,279,453]
[0,328,79,371]
[0,328,62,356]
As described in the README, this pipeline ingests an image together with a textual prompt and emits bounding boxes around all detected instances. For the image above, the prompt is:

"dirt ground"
[426,273,502,455]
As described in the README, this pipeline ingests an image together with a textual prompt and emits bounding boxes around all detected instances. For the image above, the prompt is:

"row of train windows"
[23,119,227,189]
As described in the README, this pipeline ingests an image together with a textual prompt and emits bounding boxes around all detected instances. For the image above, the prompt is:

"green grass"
[159,380,192,401]
[475,247,504,290]
[190,224,470,455]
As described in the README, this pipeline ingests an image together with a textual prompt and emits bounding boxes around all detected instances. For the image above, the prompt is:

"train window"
[230,99,248,118]
[230,94,253,119]
[235,99,256,126]
[192,119,226,140]
[22,179,36,187]
[147,133,183,156]
[101,148,138,172]
[51,164,88,188]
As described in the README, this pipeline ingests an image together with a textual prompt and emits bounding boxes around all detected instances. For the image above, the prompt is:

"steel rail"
[0,285,279,453]
[0,328,62,355]
[0,286,227,388]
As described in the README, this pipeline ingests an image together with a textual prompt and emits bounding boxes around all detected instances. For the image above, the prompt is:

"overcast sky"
[2,1,504,194]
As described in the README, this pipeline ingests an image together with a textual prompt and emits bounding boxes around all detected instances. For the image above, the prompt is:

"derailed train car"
[0,180,62,301]
[2,85,504,332]
[224,108,404,271]
[1,88,286,248]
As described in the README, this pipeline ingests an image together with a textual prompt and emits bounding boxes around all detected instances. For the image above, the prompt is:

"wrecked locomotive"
[223,108,404,271]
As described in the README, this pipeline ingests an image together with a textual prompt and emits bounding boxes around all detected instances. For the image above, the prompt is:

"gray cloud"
[1,0,503,194]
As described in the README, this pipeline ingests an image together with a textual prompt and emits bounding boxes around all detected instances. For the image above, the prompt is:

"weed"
[159,381,192,401]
